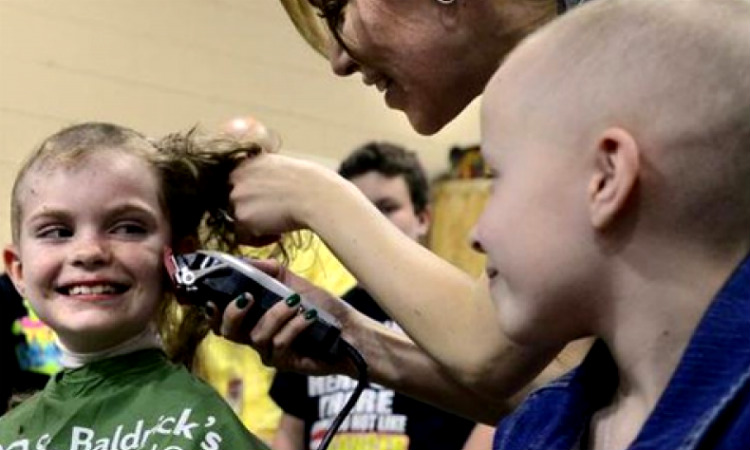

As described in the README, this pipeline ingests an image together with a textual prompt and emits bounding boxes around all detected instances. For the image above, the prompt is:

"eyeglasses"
[309,0,350,51]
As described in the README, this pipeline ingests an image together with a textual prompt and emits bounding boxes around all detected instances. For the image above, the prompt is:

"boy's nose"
[469,227,485,254]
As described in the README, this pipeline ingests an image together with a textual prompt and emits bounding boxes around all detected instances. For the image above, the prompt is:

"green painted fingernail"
[304,309,318,321]
[285,293,301,307]
[235,293,249,309]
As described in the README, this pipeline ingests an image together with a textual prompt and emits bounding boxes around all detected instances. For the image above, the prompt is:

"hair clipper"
[164,249,345,362]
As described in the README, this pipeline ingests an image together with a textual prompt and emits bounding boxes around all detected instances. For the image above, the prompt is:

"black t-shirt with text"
[270,286,475,450]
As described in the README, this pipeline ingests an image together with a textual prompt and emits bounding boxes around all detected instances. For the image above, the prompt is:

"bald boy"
[470,0,750,449]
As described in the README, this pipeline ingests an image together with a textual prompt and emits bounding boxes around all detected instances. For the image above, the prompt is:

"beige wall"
[0,0,480,247]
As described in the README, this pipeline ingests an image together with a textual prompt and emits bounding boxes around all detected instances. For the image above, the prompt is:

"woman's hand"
[213,259,360,377]
[229,153,344,246]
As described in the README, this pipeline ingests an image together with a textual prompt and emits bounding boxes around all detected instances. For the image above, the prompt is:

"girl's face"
[326,0,552,135]
[4,149,171,353]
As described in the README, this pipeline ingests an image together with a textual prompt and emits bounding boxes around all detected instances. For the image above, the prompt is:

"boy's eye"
[36,225,72,240]
[375,202,400,216]
[483,168,499,193]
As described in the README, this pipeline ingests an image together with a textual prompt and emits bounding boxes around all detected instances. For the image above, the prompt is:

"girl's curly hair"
[151,127,268,368]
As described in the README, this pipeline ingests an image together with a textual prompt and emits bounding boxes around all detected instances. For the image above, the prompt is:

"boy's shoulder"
[497,257,750,450]
[495,340,615,450]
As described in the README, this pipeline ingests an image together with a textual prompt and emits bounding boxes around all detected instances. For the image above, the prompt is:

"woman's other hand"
[229,153,344,246]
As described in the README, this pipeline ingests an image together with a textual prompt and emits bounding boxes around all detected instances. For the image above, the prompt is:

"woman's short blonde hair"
[279,0,332,56]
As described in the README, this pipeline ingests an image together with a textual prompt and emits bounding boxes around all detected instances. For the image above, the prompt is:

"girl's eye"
[110,222,148,236]
[36,226,72,240]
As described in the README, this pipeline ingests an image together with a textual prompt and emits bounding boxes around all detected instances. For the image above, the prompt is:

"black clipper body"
[165,249,344,362]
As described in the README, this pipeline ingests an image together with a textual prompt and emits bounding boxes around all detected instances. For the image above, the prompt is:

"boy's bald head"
[484,0,750,245]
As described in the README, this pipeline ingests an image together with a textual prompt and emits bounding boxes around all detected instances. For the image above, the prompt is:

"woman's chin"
[403,109,450,136]
[398,96,461,135]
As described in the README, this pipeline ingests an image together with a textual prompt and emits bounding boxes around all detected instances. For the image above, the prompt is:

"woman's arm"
[272,414,305,450]
[229,154,558,391]
[461,424,496,450]
[219,261,568,423]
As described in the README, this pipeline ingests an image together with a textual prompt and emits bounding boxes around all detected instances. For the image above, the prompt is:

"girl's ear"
[173,235,200,254]
[4,245,25,297]
[588,127,640,229]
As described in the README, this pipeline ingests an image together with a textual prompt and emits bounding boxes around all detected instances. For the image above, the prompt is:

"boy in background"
[270,142,481,450]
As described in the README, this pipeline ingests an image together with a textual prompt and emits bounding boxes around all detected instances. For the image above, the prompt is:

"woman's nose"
[328,38,358,76]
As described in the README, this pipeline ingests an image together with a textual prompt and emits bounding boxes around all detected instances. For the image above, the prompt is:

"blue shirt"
[494,255,750,450]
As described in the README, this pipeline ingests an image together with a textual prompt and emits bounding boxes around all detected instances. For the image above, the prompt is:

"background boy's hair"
[338,141,430,214]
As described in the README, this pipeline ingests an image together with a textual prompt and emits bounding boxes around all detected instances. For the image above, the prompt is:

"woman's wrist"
[300,165,368,232]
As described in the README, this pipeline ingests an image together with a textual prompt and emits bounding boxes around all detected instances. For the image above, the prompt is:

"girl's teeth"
[69,285,116,295]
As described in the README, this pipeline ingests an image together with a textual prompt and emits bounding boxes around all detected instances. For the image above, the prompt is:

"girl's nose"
[71,236,111,269]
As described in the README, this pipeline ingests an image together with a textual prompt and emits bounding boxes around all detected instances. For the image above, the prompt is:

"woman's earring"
[435,0,457,4]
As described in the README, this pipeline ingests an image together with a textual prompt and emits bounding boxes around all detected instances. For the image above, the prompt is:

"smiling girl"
[0,122,270,449]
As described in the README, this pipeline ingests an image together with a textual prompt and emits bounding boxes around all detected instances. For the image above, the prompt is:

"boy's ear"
[3,245,25,297]
[588,127,640,230]
[416,206,432,238]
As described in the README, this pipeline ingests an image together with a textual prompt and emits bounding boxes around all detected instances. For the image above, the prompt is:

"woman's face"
[326,0,554,135]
